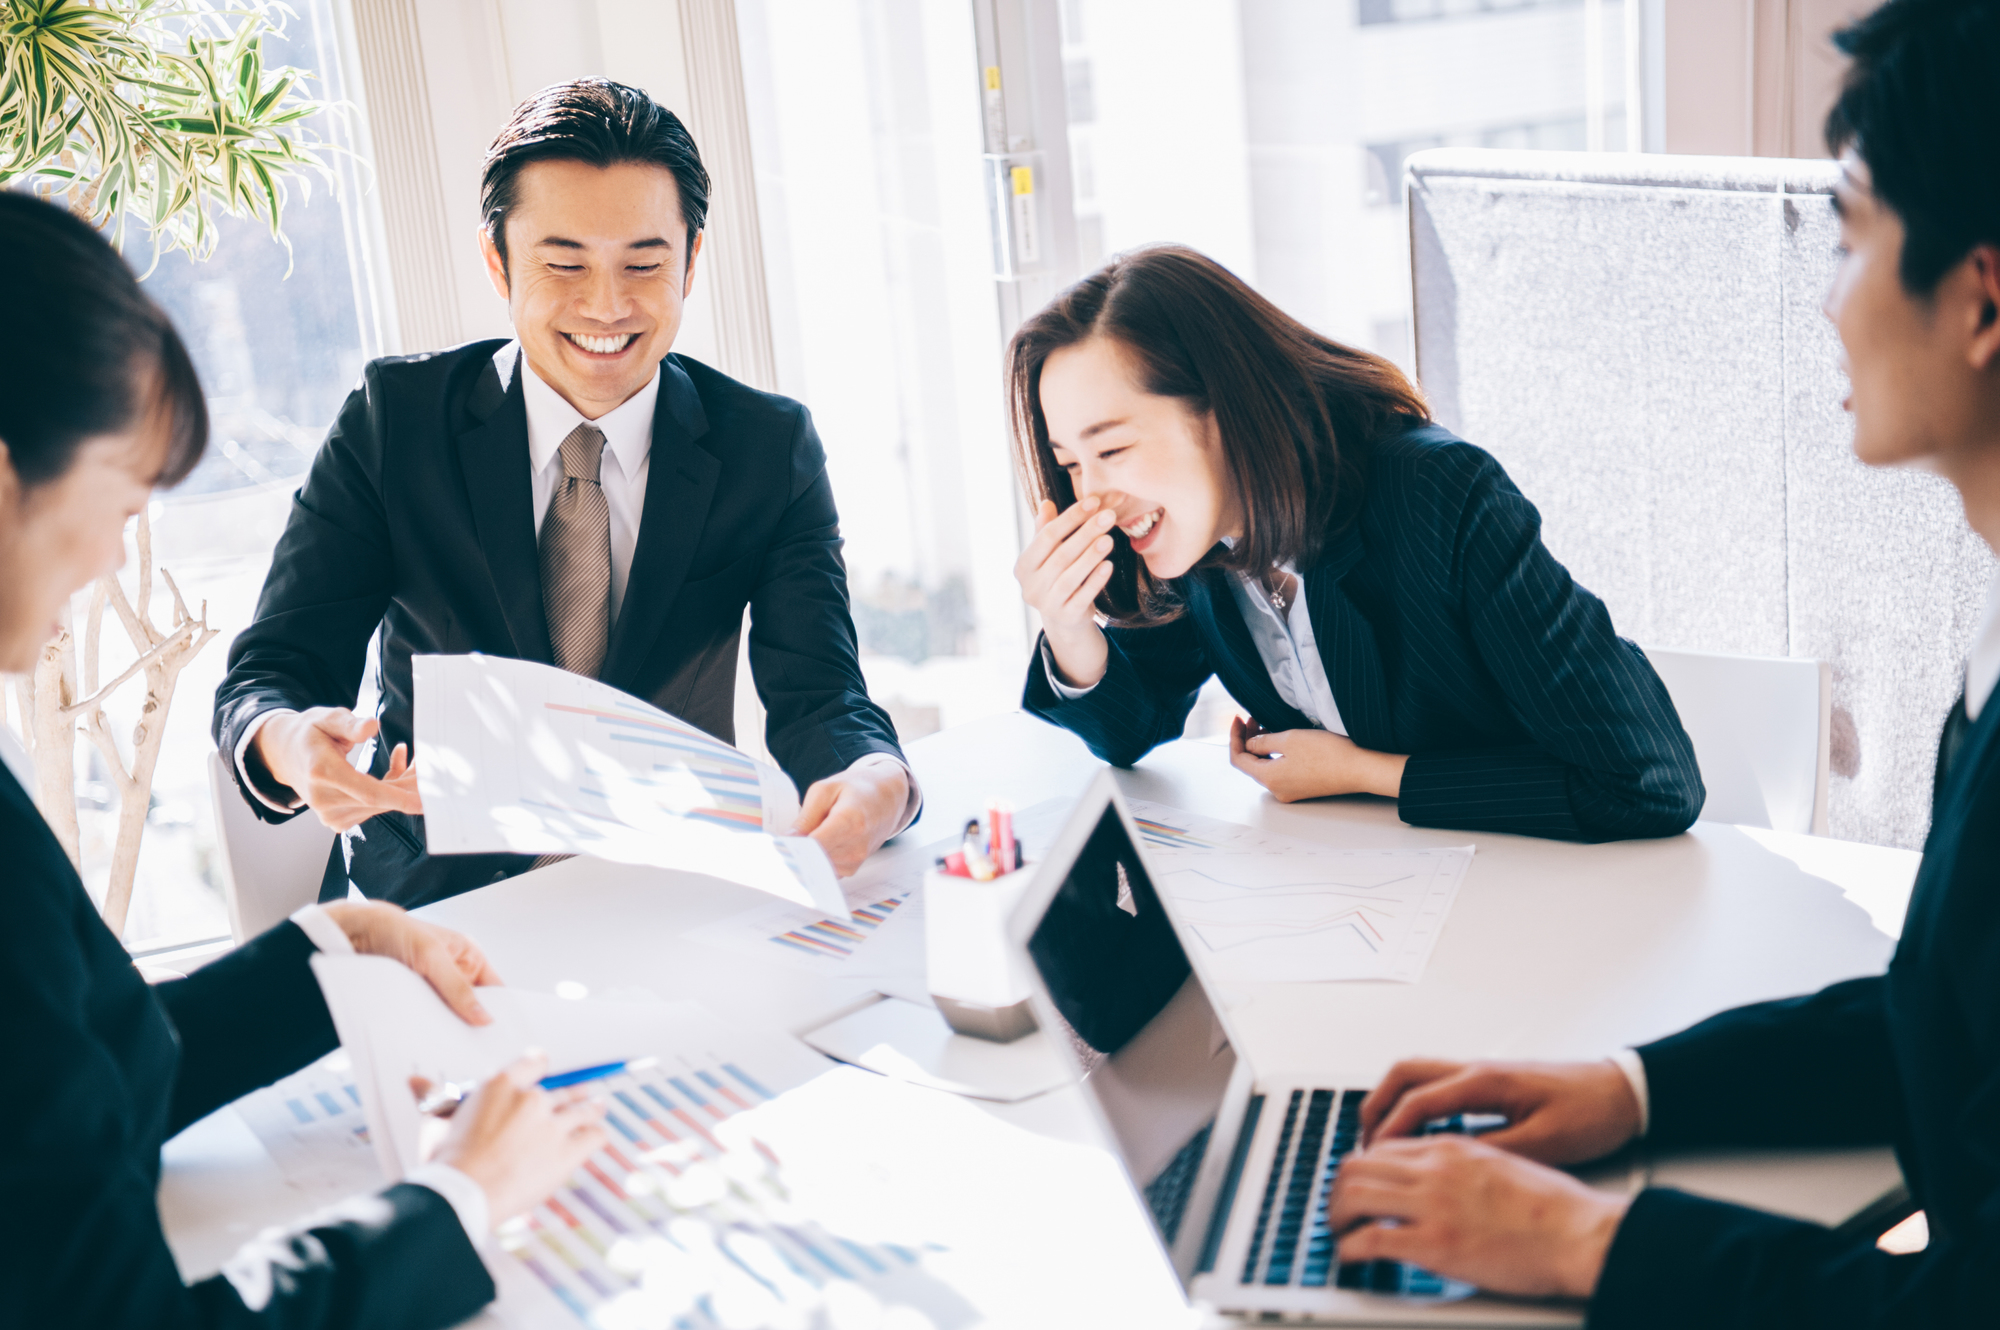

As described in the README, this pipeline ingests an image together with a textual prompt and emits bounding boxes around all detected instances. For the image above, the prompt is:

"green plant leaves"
[0,0,345,267]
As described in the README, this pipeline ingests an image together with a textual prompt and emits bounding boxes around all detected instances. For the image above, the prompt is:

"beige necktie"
[540,421,612,679]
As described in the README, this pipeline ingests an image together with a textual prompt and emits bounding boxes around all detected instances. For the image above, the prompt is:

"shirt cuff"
[1039,637,1098,700]
[1609,1049,1651,1138]
[851,752,922,836]
[406,1162,492,1246]
[234,709,305,813]
[289,904,355,956]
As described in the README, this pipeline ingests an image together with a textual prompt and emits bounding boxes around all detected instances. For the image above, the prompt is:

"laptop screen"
[1025,801,1237,1251]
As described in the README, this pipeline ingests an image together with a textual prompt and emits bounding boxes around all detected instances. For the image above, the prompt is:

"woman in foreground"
[0,193,604,1329]
[1013,245,1702,842]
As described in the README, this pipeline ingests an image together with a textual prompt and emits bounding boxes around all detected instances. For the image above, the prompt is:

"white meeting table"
[160,711,1922,1325]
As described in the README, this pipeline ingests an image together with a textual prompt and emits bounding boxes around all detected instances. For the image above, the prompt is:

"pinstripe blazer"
[1022,421,1703,842]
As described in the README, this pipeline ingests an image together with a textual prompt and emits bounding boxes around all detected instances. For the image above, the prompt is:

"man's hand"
[1361,1058,1643,1165]
[793,758,910,877]
[1229,716,1408,802]
[253,707,423,831]
[1327,1135,1629,1300]
[320,900,500,1026]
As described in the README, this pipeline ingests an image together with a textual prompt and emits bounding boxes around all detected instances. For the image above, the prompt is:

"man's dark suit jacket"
[214,342,906,907]
[1592,691,2000,1328]
[0,768,491,1329]
[1023,422,1704,842]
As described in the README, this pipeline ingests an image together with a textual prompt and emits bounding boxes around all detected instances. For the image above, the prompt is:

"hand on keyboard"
[1326,1134,1629,1300]
[1358,1058,1643,1166]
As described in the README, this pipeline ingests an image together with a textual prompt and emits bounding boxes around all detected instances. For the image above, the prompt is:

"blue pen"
[539,1056,656,1090]
[418,1056,657,1117]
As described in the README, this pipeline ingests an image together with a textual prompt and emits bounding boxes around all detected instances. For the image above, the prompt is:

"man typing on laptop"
[1325,4,2000,1323]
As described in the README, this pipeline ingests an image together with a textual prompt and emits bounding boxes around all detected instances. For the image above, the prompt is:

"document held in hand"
[309,954,831,1182]
[412,653,846,916]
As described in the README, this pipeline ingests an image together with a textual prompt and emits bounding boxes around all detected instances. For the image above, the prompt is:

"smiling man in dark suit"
[213,79,915,907]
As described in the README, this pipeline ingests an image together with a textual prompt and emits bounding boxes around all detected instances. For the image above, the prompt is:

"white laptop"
[1005,773,1585,1327]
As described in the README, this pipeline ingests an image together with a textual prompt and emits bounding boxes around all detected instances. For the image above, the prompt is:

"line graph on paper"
[1128,800,1473,984]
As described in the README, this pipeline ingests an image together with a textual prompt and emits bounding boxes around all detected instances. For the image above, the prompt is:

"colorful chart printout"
[413,653,846,916]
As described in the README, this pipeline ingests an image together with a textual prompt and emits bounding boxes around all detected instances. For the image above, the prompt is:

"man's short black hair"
[1826,0,2000,294]
[480,78,711,273]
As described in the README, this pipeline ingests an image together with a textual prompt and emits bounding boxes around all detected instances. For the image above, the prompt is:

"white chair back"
[208,751,337,943]
[1644,648,1830,835]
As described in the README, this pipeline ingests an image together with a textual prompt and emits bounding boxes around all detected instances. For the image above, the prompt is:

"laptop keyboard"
[1238,1088,1469,1298]
[1144,1120,1213,1245]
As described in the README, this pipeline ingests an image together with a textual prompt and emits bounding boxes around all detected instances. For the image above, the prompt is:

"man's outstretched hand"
[253,707,424,832]
[793,757,910,877]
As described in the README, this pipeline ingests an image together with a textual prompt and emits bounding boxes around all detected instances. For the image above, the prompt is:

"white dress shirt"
[0,723,34,799]
[1965,570,2000,722]
[518,344,655,622]
[1044,548,1349,738]
[238,343,918,835]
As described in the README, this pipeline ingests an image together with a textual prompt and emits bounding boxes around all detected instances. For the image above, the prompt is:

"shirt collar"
[1967,569,2000,721]
[516,345,660,480]
[1218,535,1298,579]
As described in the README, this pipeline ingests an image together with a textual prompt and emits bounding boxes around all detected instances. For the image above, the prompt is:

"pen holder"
[924,865,1039,1043]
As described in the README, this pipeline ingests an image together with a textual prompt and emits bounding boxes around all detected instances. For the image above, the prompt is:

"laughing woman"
[1012,246,1702,841]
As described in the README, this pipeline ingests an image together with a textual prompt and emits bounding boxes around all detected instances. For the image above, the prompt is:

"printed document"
[412,653,845,916]
[1128,800,1473,983]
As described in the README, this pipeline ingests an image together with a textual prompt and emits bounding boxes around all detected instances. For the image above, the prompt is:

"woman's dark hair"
[0,192,206,490]
[1826,0,2000,294]
[1008,245,1429,623]
[481,78,710,272]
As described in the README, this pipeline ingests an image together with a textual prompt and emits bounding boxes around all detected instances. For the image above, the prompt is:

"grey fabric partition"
[1408,148,1993,849]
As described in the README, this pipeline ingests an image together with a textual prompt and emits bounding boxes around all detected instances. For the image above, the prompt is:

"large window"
[736,0,1029,742]
[731,0,1634,749]
[1064,0,1628,374]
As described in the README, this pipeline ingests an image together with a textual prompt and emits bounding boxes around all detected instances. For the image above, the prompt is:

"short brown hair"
[1007,245,1428,623]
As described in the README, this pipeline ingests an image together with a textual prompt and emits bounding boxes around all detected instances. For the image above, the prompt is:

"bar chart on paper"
[237,1054,384,1196]
[1128,801,1473,984]
[414,654,847,916]
[491,1056,959,1330]
[684,798,1074,983]
[539,699,768,831]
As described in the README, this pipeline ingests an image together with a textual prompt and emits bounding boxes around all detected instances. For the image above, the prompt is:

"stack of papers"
[412,654,846,916]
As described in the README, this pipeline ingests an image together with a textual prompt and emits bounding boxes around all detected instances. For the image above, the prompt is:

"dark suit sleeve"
[1021,616,1216,767]
[1634,976,1902,1150]
[1,880,492,1329]
[1396,446,1704,841]
[211,374,397,823]
[748,406,908,791]
[1592,1186,1995,1329]
[153,922,341,1136]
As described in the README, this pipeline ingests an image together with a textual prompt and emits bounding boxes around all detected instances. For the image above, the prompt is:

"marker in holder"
[924,861,1038,1043]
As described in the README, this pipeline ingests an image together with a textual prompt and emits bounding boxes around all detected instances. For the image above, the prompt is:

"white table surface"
[160,710,1922,1325]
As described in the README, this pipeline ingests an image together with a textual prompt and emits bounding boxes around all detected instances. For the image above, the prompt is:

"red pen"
[990,800,1015,873]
